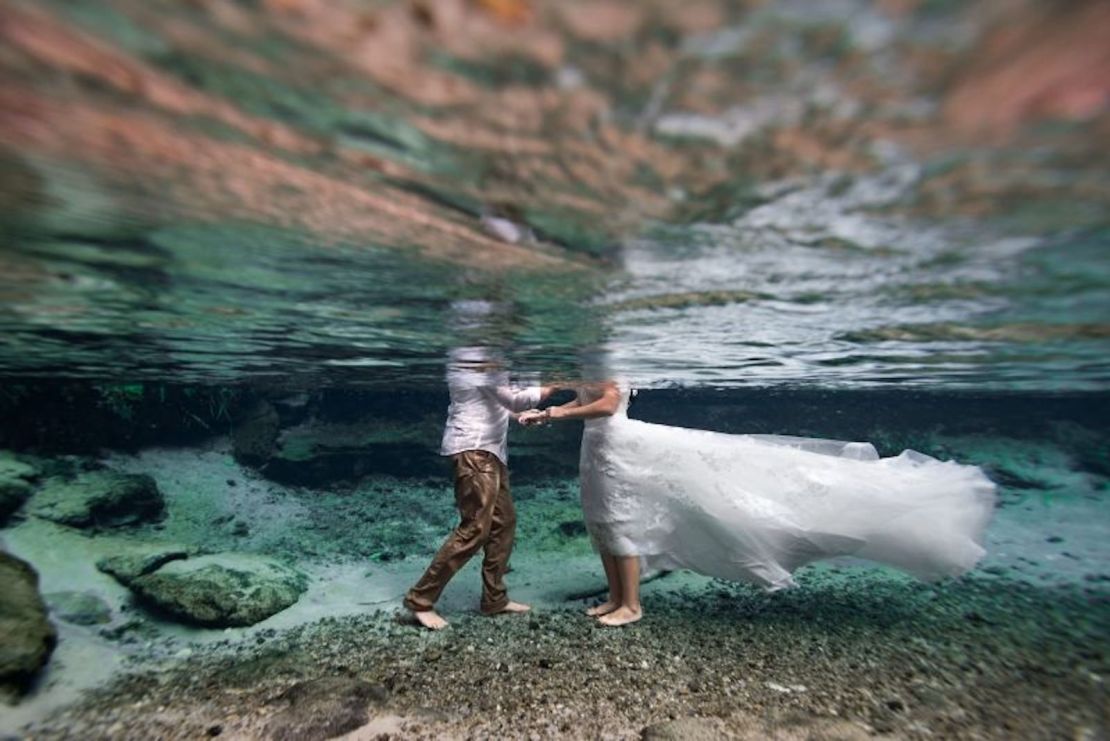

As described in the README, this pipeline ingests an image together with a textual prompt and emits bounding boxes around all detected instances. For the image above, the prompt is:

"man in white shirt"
[404,347,554,630]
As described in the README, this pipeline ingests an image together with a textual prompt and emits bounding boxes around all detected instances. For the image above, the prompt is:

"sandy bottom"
[2,438,1107,738]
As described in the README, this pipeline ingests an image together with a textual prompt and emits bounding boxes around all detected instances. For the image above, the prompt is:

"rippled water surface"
[1,0,1107,390]
[612,171,1110,389]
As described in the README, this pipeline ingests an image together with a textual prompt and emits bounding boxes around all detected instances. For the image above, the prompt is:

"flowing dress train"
[578,385,996,589]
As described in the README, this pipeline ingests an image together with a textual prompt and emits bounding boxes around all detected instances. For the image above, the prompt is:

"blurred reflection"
[0,0,1105,390]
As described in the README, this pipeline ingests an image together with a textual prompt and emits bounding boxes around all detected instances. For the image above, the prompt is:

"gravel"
[22,569,1108,739]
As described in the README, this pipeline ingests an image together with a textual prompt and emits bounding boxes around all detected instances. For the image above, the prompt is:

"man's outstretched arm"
[487,384,556,413]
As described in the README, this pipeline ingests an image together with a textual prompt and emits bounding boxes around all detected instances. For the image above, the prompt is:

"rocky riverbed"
[20,567,1109,740]
[1,404,1107,738]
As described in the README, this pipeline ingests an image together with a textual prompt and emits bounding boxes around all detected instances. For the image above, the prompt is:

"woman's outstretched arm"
[545,382,620,421]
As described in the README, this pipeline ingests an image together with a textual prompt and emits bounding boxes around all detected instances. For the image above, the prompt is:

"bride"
[520,381,996,627]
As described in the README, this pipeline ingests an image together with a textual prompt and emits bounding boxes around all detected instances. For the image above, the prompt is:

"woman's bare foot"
[411,609,449,630]
[586,601,619,617]
[486,600,531,616]
[597,606,642,627]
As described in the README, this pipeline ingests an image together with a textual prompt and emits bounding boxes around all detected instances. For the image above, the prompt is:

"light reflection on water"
[0,0,1107,391]
[2,212,1106,391]
[604,165,1110,390]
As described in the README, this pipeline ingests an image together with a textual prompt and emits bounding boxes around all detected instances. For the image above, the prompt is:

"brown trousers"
[403,450,516,615]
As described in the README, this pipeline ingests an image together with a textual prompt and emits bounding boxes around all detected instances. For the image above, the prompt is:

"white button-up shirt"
[440,367,542,464]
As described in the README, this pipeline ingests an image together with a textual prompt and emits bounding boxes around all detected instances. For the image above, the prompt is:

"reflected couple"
[405,349,996,630]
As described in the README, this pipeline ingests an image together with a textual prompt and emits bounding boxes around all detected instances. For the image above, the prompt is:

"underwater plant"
[92,383,144,421]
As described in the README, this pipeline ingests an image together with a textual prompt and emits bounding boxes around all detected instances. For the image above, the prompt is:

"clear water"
[0,0,1108,737]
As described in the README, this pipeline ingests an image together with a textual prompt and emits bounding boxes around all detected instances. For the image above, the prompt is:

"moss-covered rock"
[96,546,197,587]
[0,552,57,697]
[30,471,164,528]
[126,553,307,628]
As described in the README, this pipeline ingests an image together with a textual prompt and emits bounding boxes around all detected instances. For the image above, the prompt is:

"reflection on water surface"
[0,0,1107,390]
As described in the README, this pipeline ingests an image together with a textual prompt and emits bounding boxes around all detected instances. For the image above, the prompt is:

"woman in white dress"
[521,381,996,627]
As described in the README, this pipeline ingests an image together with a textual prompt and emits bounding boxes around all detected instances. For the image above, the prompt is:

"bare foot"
[486,600,531,616]
[411,609,449,630]
[586,601,619,617]
[597,606,642,627]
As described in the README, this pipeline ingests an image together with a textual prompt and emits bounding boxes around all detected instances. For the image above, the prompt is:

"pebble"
[19,574,1106,740]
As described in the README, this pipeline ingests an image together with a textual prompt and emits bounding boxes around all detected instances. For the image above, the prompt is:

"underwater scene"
[0,0,1107,738]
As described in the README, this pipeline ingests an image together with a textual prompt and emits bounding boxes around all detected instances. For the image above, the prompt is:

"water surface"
[1,0,1106,390]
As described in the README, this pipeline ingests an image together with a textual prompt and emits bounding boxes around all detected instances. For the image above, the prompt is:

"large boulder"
[0,552,57,697]
[30,471,164,528]
[0,451,37,524]
[123,553,307,628]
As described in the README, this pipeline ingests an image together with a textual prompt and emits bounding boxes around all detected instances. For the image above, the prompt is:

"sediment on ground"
[24,569,1109,740]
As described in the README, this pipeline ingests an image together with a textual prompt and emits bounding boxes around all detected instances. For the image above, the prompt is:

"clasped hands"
[517,407,563,427]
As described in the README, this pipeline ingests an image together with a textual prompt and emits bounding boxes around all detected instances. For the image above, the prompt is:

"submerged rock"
[0,479,34,525]
[44,591,112,626]
[30,471,164,528]
[0,451,38,524]
[0,451,38,481]
[0,552,57,697]
[96,547,196,587]
[264,676,389,741]
[125,553,308,628]
[265,418,437,484]
[232,399,281,467]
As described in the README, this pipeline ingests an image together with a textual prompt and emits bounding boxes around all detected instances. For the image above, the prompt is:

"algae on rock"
[30,471,164,528]
[0,552,57,698]
[120,553,308,628]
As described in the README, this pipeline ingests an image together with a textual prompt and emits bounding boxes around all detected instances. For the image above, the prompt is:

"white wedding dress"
[577,384,996,589]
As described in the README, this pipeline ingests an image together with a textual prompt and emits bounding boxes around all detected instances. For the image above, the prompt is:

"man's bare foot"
[597,606,642,627]
[586,601,619,617]
[411,609,449,630]
[486,600,531,615]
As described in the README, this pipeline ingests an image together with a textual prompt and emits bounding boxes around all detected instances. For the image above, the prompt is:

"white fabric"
[577,384,997,589]
[440,367,542,464]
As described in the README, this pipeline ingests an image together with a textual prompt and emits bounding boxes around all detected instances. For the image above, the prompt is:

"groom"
[403,347,554,630]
